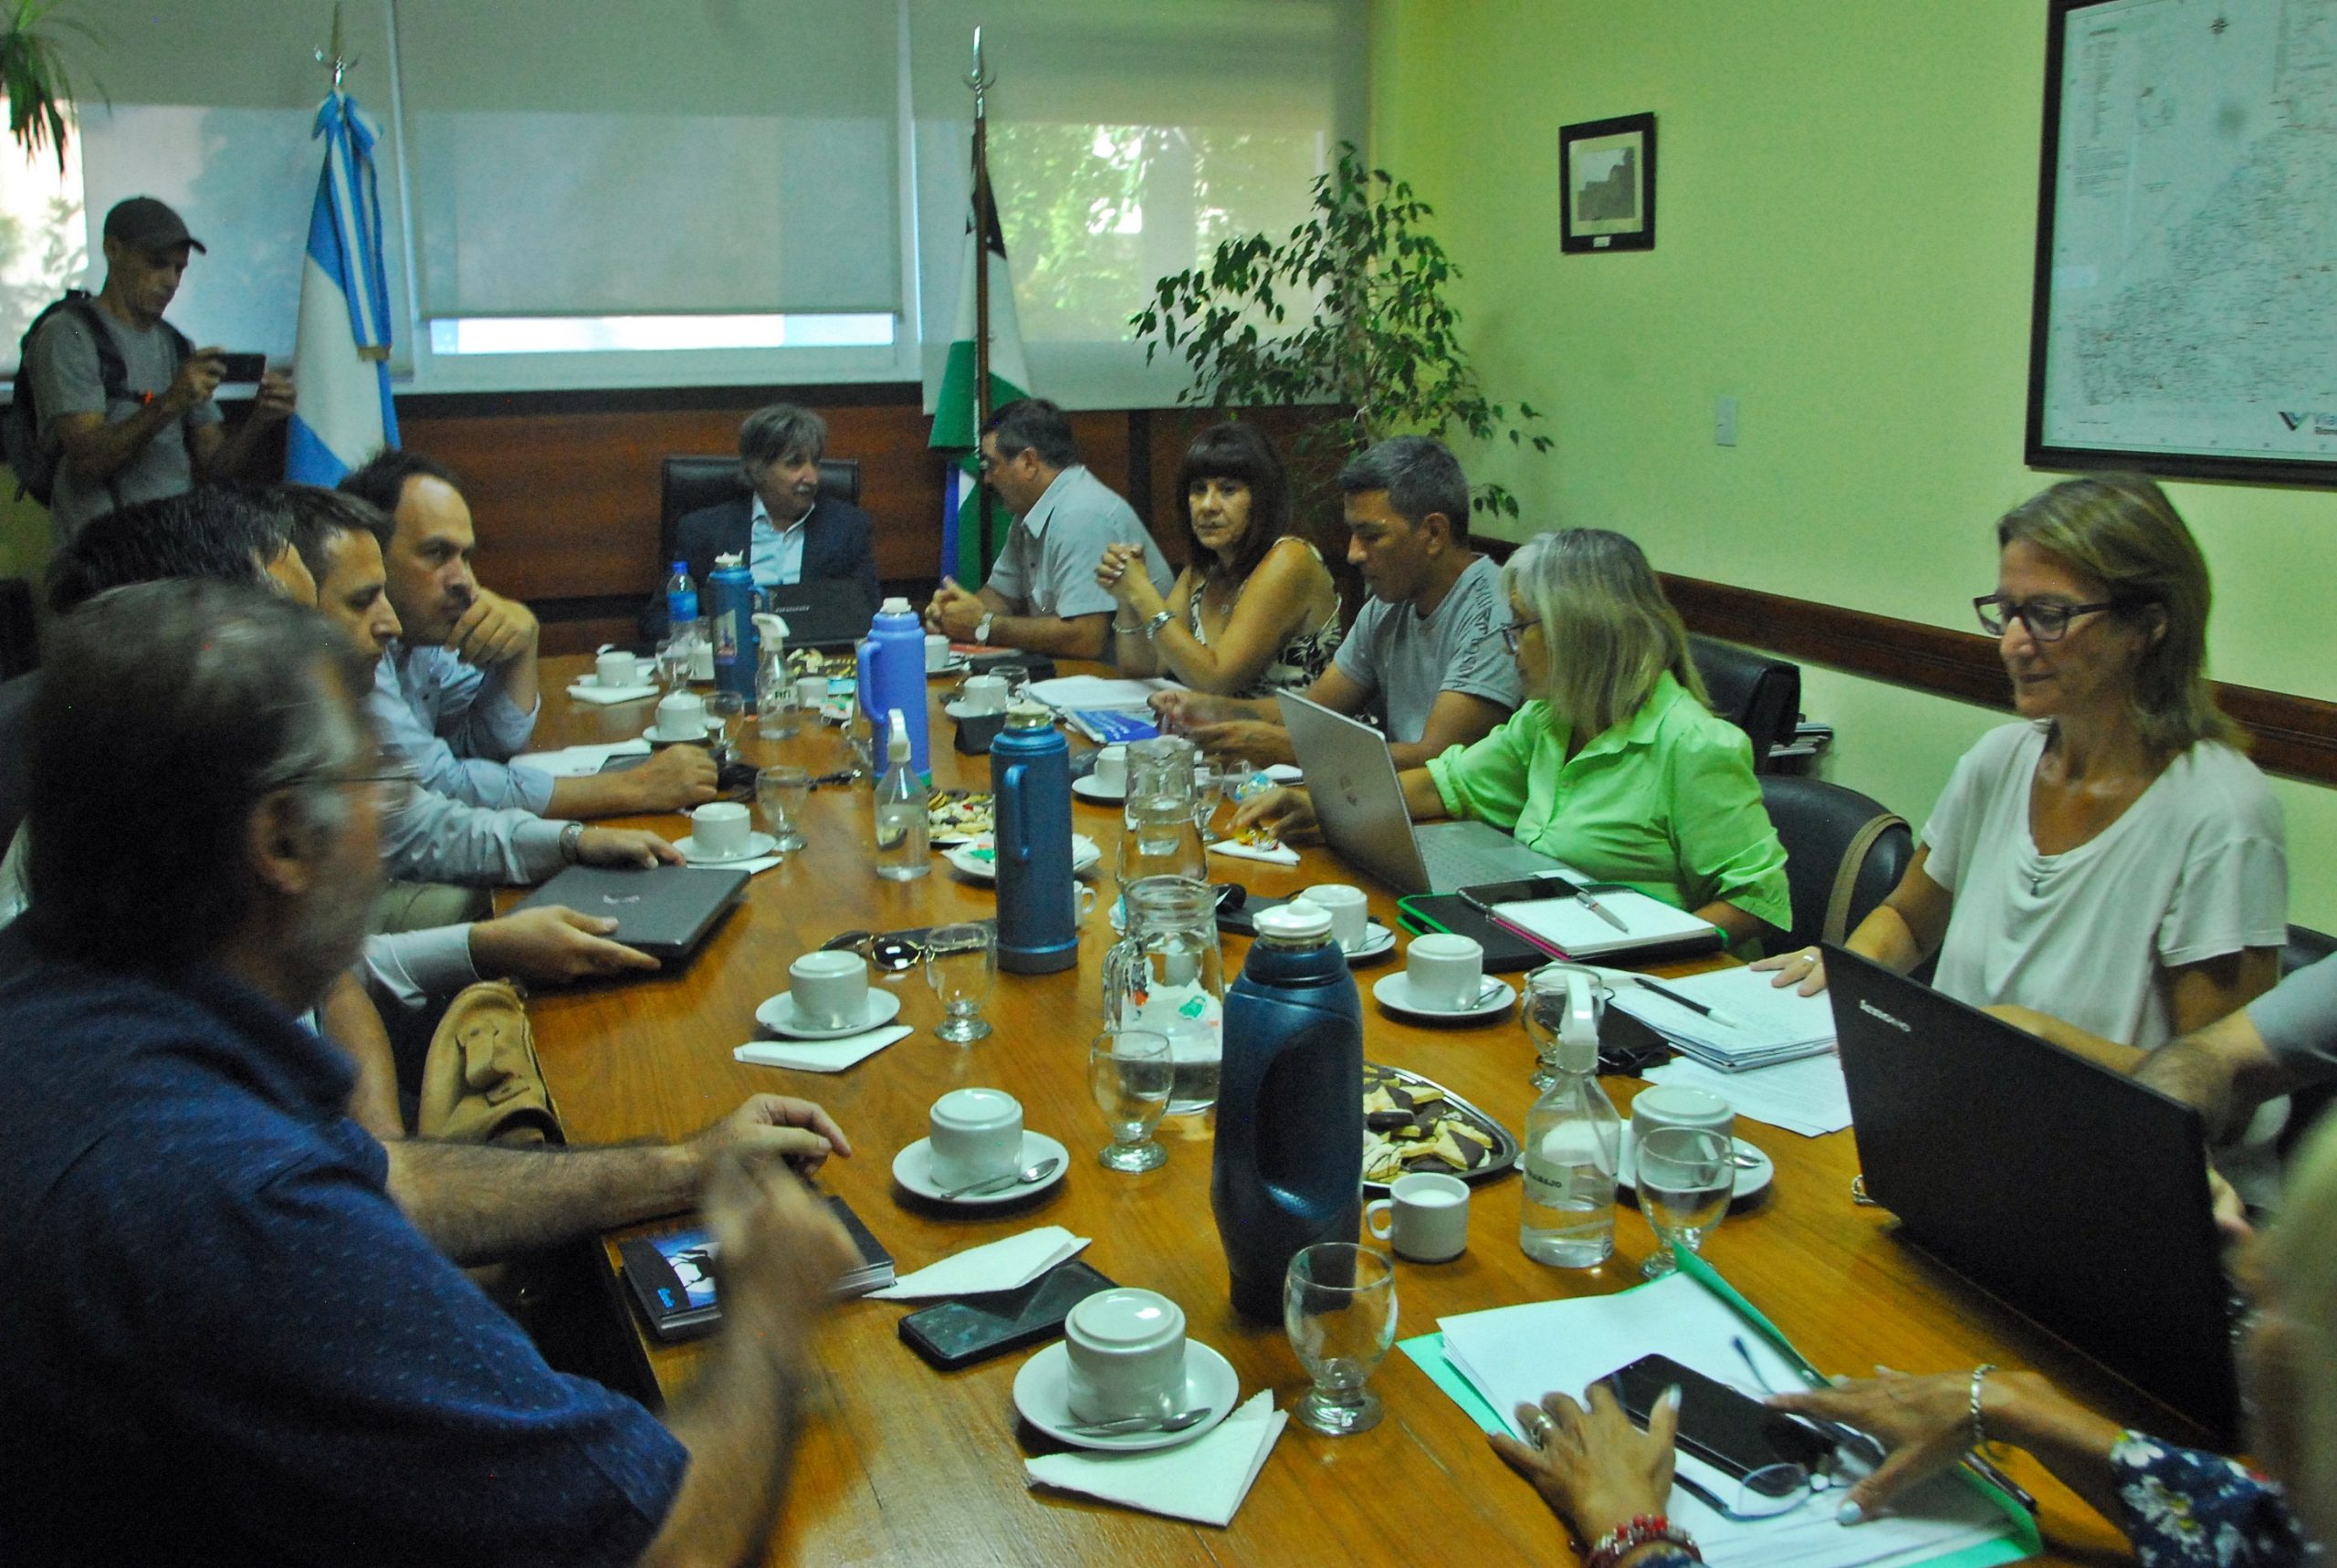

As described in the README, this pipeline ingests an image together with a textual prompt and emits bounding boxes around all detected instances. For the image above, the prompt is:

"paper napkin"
[564,680,662,706]
[733,1025,909,1074]
[869,1227,1088,1300]
[1024,1390,1285,1528]
[1208,838,1299,866]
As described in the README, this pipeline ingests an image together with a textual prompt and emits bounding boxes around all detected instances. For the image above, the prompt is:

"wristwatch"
[1143,609,1176,641]
[559,821,585,863]
[974,612,995,646]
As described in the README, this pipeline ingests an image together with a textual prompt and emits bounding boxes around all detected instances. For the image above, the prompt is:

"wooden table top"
[521,658,2169,1566]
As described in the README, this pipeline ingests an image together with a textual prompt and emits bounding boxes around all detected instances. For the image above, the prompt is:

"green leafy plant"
[1132,141,1550,519]
[0,0,100,175]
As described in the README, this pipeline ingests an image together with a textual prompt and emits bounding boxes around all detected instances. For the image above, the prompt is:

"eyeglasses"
[1497,616,1541,654]
[1973,593,2122,642]
[1671,1461,1830,1521]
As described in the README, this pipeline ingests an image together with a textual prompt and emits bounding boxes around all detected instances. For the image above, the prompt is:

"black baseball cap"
[102,196,205,256]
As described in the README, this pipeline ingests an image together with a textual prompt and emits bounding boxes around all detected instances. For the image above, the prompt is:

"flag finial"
[964,26,993,119]
[314,3,357,92]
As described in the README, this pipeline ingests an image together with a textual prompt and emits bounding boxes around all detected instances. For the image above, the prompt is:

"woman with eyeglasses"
[1755,474,2285,1072]
[1233,528,1787,945]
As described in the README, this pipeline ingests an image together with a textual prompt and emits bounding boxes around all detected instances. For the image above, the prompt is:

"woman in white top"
[1762,474,2286,1053]
[1097,422,1342,697]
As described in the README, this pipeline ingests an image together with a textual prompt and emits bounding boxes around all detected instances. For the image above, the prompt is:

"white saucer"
[927,654,972,677]
[893,1130,1071,1206]
[1013,1337,1240,1452]
[1343,922,1398,964]
[1071,775,1127,805]
[943,834,1102,881]
[944,700,1007,723]
[676,831,777,865]
[754,988,904,1040]
[569,676,657,697]
[644,719,720,745]
[1371,970,1517,1021]
[1619,1131,1774,1202]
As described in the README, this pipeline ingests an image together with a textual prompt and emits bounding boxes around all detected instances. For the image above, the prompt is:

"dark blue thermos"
[1212,901,1363,1320]
[707,552,760,705]
[990,702,1079,974]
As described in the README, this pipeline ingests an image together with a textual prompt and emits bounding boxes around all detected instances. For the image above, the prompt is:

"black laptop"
[762,579,873,649]
[511,864,749,963]
[1825,946,2240,1441]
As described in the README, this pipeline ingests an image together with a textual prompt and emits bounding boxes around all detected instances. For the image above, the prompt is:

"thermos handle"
[997,762,1032,868]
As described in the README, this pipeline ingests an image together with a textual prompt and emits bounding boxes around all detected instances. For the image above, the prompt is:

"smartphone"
[214,351,267,382]
[1598,1353,1836,1490]
[897,1259,1116,1371]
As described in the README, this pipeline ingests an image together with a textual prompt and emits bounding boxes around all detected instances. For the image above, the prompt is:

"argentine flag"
[929,139,1031,588]
[286,92,398,485]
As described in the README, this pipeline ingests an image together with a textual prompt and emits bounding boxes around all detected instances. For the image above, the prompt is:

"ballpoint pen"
[1637,975,1741,1030]
[1569,886,1629,933]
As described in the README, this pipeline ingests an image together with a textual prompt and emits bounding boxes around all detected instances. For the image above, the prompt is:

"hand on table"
[1490,1383,1680,1547]
[689,1092,854,1183]
[575,827,687,868]
[1766,1368,2007,1521]
[1752,946,1828,995]
[1230,783,1317,843]
[624,742,719,811]
[925,578,986,640]
[469,905,659,983]
[446,587,540,667]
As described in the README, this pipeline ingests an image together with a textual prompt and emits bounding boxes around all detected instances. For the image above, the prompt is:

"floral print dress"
[2112,1432,2311,1566]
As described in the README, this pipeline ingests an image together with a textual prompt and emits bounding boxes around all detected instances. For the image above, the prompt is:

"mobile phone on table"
[214,351,267,382]
[1598,1353,1837,1489]
[897,1259,1116,1371]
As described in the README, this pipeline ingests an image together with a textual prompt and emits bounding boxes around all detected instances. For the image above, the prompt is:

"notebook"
[1491,886,1724,961]
[509,863,749,961]
[620,1196,895,1340]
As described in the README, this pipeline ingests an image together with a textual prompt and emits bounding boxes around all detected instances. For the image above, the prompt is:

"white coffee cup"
[1090,744,1129,793]
[1295,883,1370,951]
[690,800,750,860]
[795,674,828,712]
[1064,1288,1189,1423]
[789,949,871,1031]
[1630,1084,1735,1148]
[1365,1171,1472,1262]
[925,632,952,673]
[1405,932,1485,1009]
[595,646,640,688]
[655,690,707,739]
[961,674,1009,716]
[927,1086,1024,1189]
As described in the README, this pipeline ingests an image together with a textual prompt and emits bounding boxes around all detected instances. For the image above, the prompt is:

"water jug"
[858,596,930,776]
[1212,901,1362,1321]
[707,552,763,705]
[990,700,1081,974]
[1103,875,1225,1113]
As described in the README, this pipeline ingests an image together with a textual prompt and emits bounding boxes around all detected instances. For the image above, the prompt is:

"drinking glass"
[1088,1029,1173,1171]
[1520,964,1613,1091]
[756,765,812,853]
[1636,1126,1733,1278]
[1284,1242,1398,1436]
[1190,761,1226,842]
[657,635,692,695]
[707,692,747,766]
[924,923,995,1043]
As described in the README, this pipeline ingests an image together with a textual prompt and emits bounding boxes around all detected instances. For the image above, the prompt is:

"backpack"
[4,289,192,506]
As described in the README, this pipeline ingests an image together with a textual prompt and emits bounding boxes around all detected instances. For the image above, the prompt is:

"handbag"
[415,980,566,1147]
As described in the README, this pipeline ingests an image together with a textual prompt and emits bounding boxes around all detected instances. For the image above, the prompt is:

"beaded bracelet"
[1585,1513,1701,1568]
[1969,1364,1997,1450]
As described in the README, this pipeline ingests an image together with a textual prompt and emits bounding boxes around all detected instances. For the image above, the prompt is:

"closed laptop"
[762,579,873,649]
[511,864,749,962]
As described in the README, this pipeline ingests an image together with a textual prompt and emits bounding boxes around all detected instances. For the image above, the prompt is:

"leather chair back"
[657,455,861,570]
[1758,774,1913,954]
[1690,634,1800,773]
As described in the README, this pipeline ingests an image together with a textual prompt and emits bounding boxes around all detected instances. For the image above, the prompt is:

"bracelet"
[1113,618,1142,633]
[1968,1364,1997,1450]
[1585,1514,1700,1568]
[558,821,584,864]
[1142,608,1176,641]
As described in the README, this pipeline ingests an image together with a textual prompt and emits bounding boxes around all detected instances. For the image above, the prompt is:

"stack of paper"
[512,737,652,778]
[1642,1052,1854,1138]
[1612,967,1836,1071]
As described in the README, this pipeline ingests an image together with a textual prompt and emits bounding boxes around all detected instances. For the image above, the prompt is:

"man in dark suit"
[642,402,882,640]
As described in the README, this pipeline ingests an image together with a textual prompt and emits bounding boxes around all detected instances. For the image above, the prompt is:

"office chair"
[0,577,34,680]
[1690,634,1801,773]
[1757,774,1913,954]
[657,455,862,573]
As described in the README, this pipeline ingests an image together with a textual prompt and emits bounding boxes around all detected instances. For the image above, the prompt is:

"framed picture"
[1559,113,1656,253]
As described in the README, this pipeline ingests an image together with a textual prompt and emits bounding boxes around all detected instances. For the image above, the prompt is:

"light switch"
[1715,396,1739,447]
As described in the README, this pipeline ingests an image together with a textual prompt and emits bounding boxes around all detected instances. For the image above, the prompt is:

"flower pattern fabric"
[2112,1431,2309,1567]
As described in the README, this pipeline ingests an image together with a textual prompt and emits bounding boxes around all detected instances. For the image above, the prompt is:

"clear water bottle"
[873,707,930,880]
[1519,968,1619,1266]
[664,560,698,630]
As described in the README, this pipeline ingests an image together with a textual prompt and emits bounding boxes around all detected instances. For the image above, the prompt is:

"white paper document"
[513,738,653,778]
[1615,967,1838,1070]
[1026,674,1180,710]
[1643,1051,1854,1138]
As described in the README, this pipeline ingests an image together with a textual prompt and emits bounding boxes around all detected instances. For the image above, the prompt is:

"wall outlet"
[1715,395,1739,447]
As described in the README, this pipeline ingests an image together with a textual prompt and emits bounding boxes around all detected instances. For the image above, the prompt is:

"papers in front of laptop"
[1025,674,1180,709]
[1612,966,1837,1071]
[1642,1052,1854,1138]
[513,738,652,778]
[1434,1272,2029,1568]
[1492,888,1721,959]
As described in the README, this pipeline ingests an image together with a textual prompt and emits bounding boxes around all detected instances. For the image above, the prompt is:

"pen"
[1638,976,1741,1030]
[1575,888,1629,933]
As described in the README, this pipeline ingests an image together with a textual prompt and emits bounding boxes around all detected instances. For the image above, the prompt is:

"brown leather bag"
[416,980,565,1147]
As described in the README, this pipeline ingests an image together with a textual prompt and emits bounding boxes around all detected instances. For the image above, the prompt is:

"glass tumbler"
[1284,1242,1398,1436]
[756,765,811,853]
[924,922,995,1043]
[1635,1125,1733,1278]
[1089,1029,1173,1171]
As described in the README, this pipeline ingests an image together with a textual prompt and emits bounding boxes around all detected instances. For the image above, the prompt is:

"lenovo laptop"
[512,864,749,963]
[1276,691,1578,894]
[763,579,874,650]
[1826,946,2241,1442]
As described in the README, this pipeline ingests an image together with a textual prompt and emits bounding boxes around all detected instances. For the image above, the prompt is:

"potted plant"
[0,0,97,173]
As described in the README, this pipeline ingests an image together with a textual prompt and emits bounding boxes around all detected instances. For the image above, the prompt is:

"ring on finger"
[1520,1406,1557,1447]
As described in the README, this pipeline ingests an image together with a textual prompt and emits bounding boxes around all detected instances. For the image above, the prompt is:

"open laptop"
[763,579,873,650]
[1276,691,1577,894]
[1825,946,2241,1442]
[512,864,749,963]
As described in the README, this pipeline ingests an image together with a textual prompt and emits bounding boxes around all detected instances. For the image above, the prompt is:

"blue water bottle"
[990,701,1079,974]
[1212,901,1364,1321]
[707,552,760,705]
[857,596,930,776]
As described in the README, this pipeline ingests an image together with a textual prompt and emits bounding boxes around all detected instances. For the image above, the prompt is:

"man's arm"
[1172,664,1368,767]
[983,608,1111,660]
[1389,689,1513,770]
[191,370,295,482]
[445,589,545,727]
[321,970,405,1142]
[545,745,719,819]
[2135,1007,2297,1141]
[46,339,225,484]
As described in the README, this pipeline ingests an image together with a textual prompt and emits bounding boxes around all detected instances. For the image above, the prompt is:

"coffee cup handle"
[1364,1197,1395,1240]
[1075,885,1098,919]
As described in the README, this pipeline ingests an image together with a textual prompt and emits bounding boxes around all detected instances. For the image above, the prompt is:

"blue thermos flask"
[707,552,760,705]
[858,596,930,776]
[990,702,1079,974]
[1212,901,1364,1321]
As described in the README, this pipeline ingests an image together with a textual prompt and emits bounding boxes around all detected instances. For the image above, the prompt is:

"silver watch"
[974,611,996,646]
[559,821,585,863]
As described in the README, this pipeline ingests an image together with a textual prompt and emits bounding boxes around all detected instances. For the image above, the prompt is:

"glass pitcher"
[1101,875,1225,1115]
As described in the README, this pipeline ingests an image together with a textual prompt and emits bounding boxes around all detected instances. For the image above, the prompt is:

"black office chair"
[0,577,34,680]
[656,455,862,572]
[1690,634,1800,774]
[1758,775,1913,955]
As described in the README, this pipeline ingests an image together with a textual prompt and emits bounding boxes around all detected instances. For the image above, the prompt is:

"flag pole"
[966,28,1000,580]
[313,2,353,91]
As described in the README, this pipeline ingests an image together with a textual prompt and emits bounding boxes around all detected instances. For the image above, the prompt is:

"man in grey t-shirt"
[2135,953,2337,1147]
[24,197,294,541]
[1156,435,1521,768]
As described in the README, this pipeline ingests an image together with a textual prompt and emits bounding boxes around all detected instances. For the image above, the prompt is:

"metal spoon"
[1063,1406,1214,1437]
[937,1155,1063,1202]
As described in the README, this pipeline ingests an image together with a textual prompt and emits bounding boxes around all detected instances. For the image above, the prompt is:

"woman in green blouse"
[1233,528,1789,944]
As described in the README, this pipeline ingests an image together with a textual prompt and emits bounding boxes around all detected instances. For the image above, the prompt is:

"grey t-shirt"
[2250,953,2337,1082]
[984,465,1169,621]
[1327,553,1521,742]
[24,303,218,540]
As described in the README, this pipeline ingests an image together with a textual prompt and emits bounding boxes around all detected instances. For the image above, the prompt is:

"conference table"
[520,655,2173,1566]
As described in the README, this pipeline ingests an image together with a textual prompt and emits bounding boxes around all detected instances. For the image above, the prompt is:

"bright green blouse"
[1423,671,1792,932]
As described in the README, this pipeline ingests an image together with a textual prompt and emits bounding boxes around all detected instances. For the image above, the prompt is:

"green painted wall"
[1371,0,2337,930]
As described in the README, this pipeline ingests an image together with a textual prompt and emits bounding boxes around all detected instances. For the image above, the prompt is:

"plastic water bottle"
[664,560,698,631]
[1519,969,1619,1266]
[1212,901,1362,1320]
[873,709,930,881]
[990,700,1079,974]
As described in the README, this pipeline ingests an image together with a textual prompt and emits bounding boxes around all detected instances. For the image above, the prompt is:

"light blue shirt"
[371,644,554,815]
[748,495,812,590]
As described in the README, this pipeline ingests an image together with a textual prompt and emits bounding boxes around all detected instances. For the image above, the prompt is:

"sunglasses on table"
[822,920,999,972]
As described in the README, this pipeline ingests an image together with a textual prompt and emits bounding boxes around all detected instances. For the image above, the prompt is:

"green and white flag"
[931,152,1032,585]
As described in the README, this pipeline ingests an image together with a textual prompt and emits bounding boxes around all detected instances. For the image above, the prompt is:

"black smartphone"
[1598,1353,1836,1490]
[1216,893,1291,936]
[213,351,267,382]
[897,1259,1116,1372]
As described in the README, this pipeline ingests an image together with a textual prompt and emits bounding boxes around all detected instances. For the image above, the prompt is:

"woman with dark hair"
[1096,422,1342,696]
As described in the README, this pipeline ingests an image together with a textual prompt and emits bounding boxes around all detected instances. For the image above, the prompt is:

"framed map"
[2027,0,2337,485]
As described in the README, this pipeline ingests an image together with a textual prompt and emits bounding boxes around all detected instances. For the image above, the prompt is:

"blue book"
[1065,707,1158,744]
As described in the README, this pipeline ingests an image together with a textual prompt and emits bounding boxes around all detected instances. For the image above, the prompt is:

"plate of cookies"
[1361,1062,1519,1193]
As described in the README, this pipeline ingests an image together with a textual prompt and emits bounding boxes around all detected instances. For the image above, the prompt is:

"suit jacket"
[640,495,883,641]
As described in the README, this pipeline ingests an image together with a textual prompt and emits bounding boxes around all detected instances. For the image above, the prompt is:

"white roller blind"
[397,0,899,319]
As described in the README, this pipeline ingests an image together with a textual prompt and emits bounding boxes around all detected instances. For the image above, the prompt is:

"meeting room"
[2,2,2334,1564]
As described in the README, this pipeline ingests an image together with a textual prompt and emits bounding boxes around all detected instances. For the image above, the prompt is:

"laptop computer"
[763,579,874,649]
[511,864,750,963]
[1276,691,1577,894]
[1825,946,2241,1441]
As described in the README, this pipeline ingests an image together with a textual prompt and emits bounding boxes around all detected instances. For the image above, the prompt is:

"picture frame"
[1559,112,1656,254]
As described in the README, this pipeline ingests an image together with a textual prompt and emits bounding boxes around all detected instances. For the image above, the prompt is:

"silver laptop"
[1276,692,1577,894]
